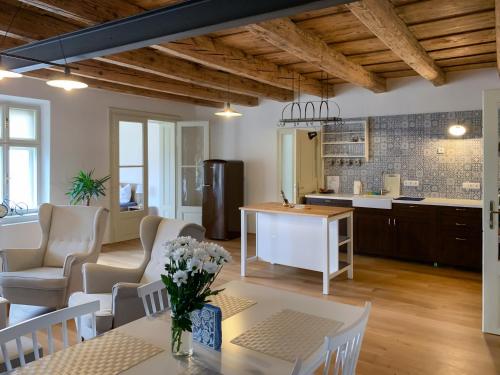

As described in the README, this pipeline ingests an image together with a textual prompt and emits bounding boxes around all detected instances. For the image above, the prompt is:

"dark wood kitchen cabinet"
[392,204,437,263]
[306,198,482,270]
[436,206,482,270]
[354,208,393,257]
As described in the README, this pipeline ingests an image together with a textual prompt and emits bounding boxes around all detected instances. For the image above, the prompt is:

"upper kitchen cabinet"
[277,129,320,204]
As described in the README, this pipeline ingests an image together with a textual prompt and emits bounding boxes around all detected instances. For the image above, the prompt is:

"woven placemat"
[208,294,256,320]
[231,309,343,363]
[12,330,163,375]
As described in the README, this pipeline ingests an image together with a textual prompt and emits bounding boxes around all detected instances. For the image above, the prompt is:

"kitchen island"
[240,202,354,294]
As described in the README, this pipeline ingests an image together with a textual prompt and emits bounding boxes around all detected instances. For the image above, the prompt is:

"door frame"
[109,108,179,242]
[482,89,500,335]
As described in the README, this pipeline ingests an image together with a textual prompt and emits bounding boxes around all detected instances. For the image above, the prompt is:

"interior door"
[110,111,148,242]
[277,129,297,203]
[176,121,209,225]
[482,89,500,335]
[296,130,319,198]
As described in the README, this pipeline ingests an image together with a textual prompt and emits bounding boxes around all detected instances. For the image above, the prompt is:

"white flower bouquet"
[161,237,231,356]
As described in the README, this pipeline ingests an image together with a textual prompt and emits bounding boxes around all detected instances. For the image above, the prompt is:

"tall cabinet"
[277,129,320,204]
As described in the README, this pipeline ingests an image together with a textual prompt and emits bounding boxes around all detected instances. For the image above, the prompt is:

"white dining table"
[112,280,363,375]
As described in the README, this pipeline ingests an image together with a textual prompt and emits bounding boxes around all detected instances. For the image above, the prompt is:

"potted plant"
[67,169,110,206]
[162,237,232,357]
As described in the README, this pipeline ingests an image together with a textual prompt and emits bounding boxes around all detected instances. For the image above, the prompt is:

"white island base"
[240,202,354,294]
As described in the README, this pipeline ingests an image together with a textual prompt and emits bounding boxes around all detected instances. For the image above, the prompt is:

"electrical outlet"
[404,180,419,187]
[462,182,481,190]
[437,147,445,154]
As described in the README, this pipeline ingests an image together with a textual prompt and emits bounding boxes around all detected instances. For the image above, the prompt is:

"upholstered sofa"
[68,216,205,339]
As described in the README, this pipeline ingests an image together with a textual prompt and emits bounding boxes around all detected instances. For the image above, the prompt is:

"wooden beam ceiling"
[0,1,290,103]
[62,60,258,106]
[347,0,446,86]
[27,69,224,107]
[247,18,386,93]
[16,0,332,97]
[496,0,500,72]
[154,38,332,97]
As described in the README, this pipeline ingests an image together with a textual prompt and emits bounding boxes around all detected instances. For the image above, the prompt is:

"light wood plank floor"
[101,235,500,375]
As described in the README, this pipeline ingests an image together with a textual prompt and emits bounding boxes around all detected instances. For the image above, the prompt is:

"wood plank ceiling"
[0,0,497,107]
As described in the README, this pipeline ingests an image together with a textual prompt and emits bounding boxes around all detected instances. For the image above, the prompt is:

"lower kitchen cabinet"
[436,206,482,271]
[354,208,392,257]
[392,204,437,263]
[306,198,482,270]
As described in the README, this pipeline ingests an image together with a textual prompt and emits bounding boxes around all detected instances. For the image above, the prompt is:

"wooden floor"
[101,235,500,375]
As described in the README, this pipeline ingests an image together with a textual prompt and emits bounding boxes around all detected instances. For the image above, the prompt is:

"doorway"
[110,111,208,242]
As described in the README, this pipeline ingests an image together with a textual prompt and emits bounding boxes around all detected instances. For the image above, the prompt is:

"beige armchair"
[0,203,108,308]
[68,216,205,339]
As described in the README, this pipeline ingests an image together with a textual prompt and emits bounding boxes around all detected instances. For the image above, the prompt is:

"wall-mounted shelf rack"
[321,120,369,162]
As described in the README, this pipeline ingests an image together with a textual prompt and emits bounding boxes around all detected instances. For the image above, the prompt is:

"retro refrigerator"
[202,160,244,240]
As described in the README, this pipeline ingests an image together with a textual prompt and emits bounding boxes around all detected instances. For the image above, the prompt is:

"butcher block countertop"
[240,202,354,218]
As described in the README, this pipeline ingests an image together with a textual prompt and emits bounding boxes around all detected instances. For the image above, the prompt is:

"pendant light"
[0,57,22,78]
[46,37,87,91]
[215,102,243,117]
[214,73,242,118]
[47,66,88,91]
[0,56,22,78]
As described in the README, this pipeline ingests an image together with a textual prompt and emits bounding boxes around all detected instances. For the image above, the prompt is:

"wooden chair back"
[0,300,99,371]
[137,279,169,317]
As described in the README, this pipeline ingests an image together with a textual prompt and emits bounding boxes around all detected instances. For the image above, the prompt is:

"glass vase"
[171,315,193,357]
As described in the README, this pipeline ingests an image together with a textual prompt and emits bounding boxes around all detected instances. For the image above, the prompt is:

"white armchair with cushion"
[68,216,205,339]
[0,203,108,309]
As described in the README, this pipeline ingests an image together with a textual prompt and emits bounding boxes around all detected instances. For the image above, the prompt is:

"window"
[0,104,40,213]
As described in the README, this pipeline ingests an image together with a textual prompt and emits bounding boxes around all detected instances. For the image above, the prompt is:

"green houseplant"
[67,170,110,206]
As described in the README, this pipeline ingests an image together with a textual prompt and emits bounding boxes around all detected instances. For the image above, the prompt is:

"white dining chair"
[290,358,303,375]
[0,300,100,372]
[301,302,371,375]
[137,279,169,317]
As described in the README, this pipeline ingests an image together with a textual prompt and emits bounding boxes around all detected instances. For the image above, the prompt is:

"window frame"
[0,103,41,215]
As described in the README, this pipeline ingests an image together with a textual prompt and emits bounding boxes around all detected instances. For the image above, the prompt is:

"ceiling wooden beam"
[17,0,146,26]
[26,69,224,107]
[0,34,257,105]
[60,61,258,106]
[0,1,291,101]
[247,18,386,93]
[496,0,500,73]
[347,0,446,86]
[154,37,332,97]
[17,0,326,97]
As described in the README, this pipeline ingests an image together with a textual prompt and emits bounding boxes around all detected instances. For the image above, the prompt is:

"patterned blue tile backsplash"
[323,110,483,200]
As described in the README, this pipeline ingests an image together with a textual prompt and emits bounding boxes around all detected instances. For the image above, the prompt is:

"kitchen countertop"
[240,202,354,218]
[304,193,482,208]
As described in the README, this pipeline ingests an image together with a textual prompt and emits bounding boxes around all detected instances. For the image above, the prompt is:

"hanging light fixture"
[0,57,22,78]
[46,66,88,91]
[214,73,242,118]
[215,102,242,117]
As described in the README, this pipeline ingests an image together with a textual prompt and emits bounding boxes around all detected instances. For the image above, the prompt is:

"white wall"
[0,76,205,247]
[198,68,500,230]
[1,68,499,243]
